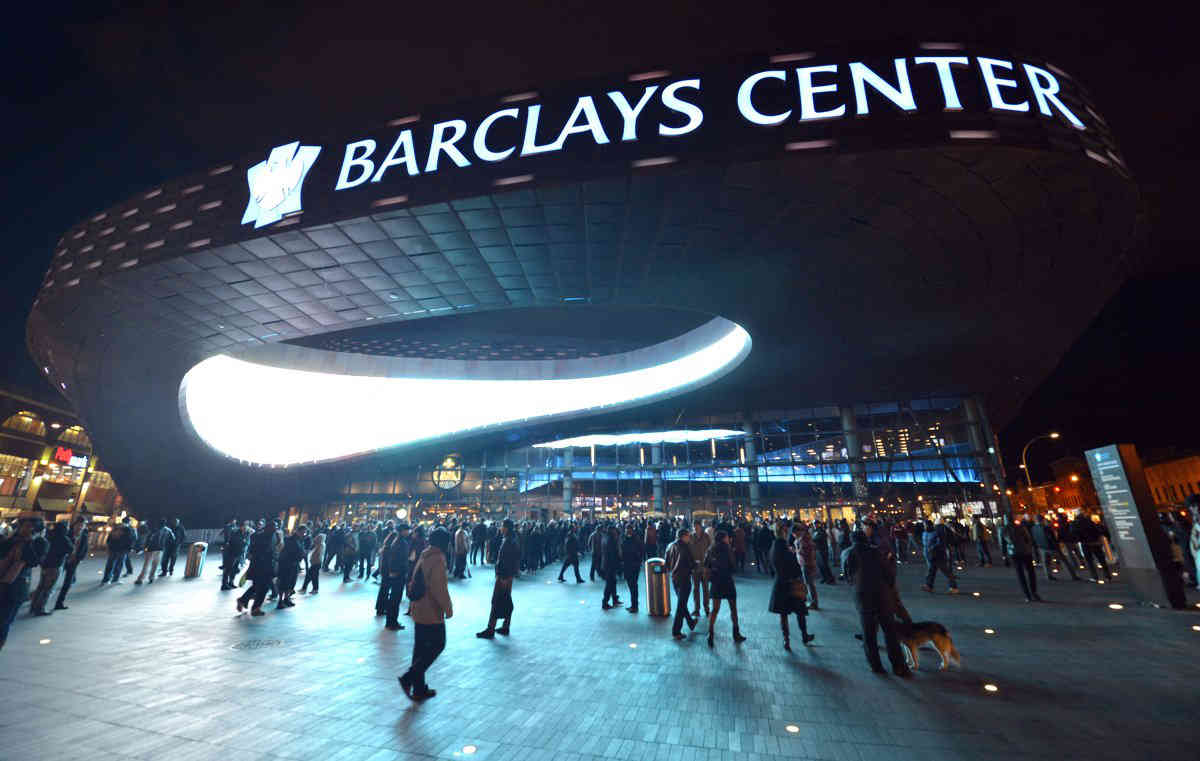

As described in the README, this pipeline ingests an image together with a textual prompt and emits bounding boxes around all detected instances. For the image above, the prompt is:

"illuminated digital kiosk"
[28,44,1138,523]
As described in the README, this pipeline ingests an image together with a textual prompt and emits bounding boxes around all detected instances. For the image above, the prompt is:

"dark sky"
[3,1,1195,483]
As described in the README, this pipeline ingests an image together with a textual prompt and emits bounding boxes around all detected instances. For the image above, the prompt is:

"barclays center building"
[27,43,1137,525]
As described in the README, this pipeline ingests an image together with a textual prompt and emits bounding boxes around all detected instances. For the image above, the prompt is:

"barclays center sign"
[243,52,1096,228]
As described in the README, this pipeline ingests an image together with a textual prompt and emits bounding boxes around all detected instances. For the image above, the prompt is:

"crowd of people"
[3,505,1198,691]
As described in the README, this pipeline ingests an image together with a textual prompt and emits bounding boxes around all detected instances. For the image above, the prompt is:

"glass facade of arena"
[297,394,1007,525]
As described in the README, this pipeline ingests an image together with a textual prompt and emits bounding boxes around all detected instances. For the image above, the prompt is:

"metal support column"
[839,405,869,508]
[743,419,761,514]
[562,449,574,516]
[651,444,664,515]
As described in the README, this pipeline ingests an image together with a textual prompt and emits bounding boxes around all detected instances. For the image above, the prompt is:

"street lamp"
[1020,432,1061,488]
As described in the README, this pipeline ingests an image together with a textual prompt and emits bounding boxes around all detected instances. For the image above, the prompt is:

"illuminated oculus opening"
[180,317,750,466]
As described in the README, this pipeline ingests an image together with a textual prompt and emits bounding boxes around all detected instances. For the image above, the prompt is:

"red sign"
[54,446,73,464]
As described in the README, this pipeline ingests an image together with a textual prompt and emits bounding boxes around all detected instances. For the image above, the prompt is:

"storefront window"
[2,411,46,437]
[57,425,92,448]
[41,461,86,486]
[0,454,32,497]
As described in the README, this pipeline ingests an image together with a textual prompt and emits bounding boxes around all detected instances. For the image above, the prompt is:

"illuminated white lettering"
[659,79,703,136]
[913,56,969,110]
[371,131,420,182]
[1023,64,1085,129]
[607,86,659,141]
[520,105,558,156]
[335,140,377,190]
[473,108,520,161]
[796,65,846,121]
[849,59,916,114]
[737,70,790,125]
[424,119,471,173]
[550,96,610,150]
[977,58,1029,112]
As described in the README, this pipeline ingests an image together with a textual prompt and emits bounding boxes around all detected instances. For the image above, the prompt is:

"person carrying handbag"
[398,527,452,701]
[768,523,813,651]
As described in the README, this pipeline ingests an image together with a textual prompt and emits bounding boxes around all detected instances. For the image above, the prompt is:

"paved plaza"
[2,552,1199,761]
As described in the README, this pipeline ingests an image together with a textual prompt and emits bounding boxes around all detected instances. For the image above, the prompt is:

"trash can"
[645,558,670,617]
[184,541,208,579]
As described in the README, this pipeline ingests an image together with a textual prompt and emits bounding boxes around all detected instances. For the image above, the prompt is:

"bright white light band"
[179,318,750,466]
[534,429,744,449]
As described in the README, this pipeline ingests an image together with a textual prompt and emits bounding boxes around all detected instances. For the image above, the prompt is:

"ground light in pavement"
[461,746,477,755]
[984,628,996,634]
[785,725,800,733]
[972,592,981,597]
[39,638,51,644]
[984,684,999,693]
[1191,625,1199,632]
[1109,603,1124,610]
[629,643,638,648]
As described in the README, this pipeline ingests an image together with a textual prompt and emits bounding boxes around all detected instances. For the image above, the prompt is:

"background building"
[1143,453,1200,508]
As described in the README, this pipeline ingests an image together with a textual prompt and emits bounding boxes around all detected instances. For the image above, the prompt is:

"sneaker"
[251,608,265,616]
[386,623,405,631]
[802,634,815,645]
[602,603,612,610]
[398,674,414,699]
[476,629,495,639]
[627,607,638,613]
[495,627,510,636]
[54,604,68,611]
[134,579,143,585]
[237,598,247,612]
[413,688,437,701]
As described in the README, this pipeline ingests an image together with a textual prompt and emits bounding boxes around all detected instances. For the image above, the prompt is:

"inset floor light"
[785,725,800,733]
[1108,603,1124,610]
[462,745,477,755]
[629,643,638,648]
[984,628,995,635]
[983,683,999,693]
[972,592,981,597]
[39,638,51,645]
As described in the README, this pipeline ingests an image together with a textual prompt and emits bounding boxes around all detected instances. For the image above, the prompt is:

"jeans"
[671,581,693,635]
[137,550,162,582]
[976,539,993,565]
[1013,554,1038,599]
[301,564,320,593]
[453,553,467,579]
[924,552,957,589]
[161,546,178,576]
[860,609,907,673]
[470,541,484,565]
[816,552,835,583]
[625,571,640,610]
[238,578,270,610]
[802,565,819,607]
[402,622,446,693]
[30,567,60,613]
[103,551,127,582]
[691,567,710,614]
[221,553,241,588]
[1081,543,1112,581]
[385,575,406,625]
[55,561,79,607]
[357,553,374,579]
[558,557,582,581]
[1039,547,1079,579]
[602,569,619,606]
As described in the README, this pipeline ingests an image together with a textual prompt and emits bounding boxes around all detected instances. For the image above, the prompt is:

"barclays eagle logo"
[242,142,321,228]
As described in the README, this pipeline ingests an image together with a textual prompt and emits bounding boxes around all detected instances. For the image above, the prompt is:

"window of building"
[57,425,91,448]
[2,411,46,437]
[88,470,115,490]
[0,453,32,497]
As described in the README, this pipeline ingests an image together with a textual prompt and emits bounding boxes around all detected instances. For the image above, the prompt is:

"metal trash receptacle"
[184,542,208,579]
[646,558,671,617]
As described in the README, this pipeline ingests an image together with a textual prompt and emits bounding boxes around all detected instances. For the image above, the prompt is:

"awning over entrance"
[36,498,77,513]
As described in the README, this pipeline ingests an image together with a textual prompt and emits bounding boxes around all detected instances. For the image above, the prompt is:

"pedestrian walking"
[1032,514,1079,581]
[54,516,89,611]
[236,521,277,616]
[842,529,911,677]
[477,518,518,638]
[665,528,697,640]
[301,531,324,594]
[600,524,622,610]
[1000,515,1042,602]
[920,517,959,594]
[557,526,584,583]
[704,530,745,646]
[382,524,411,630]
[621,523,643,612]
[770,523,814,650]
[29,521,72,616]
[792,523,819,609]
[398,527,452,701]
[0,517,49,651]
[136,518,173,585]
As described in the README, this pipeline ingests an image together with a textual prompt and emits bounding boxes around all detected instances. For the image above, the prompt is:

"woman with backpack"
[398,527,452,702]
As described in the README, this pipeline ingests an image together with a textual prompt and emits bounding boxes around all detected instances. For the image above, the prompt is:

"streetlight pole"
[1019,432,1061,489]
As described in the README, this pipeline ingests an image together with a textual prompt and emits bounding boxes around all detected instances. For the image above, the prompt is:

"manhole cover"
[231,638,283,650]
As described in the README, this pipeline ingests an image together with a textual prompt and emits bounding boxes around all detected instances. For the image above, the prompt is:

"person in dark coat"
[557,526,584,583]
[620,524,644,612]
[812,522,836,584]
[275,526,305,609]
[704,530,745,646]
[358,525,378,580]
[0,517,49,650]
[237,521,277,616]
[477,518,519,638]
[221,520,248,590]
[30,521,73,615]
[842,529,911,676]
[382,524,411,630]
[102,517,134,584]
[600,525,622,610]
[1000,515,1042,603]
[769,523,814,650]
[54,516,89,610]
[664,528,696,640]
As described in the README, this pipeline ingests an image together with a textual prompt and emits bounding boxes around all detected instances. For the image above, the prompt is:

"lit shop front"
[291,395,1006,524]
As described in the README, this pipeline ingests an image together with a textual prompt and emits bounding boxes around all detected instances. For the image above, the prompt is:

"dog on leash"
[897,620,961,670]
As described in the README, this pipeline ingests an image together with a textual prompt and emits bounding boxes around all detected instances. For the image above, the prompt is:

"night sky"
[3,2,1195,483]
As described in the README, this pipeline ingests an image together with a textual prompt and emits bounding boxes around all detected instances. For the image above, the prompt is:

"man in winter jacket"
[558,527,583,583]
[54,516,89,610]
[136,519,173,585]
[921,518,959,594]
[102,517,135,584]
[477,518,519,638]
[1072,514,1112,582]
[665,528,696,639]
[1000,515,1041,602]
[161,518,187,577]
[841,529,910,677]
[1032,514,1078,580]
[383,524,412,630]
[357,525,378,580]
[30,521,73,615]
